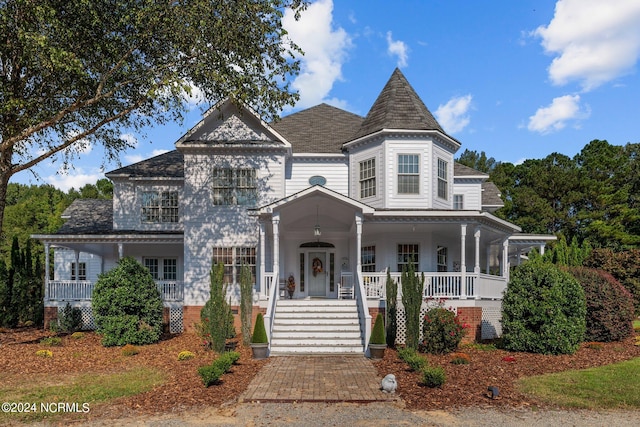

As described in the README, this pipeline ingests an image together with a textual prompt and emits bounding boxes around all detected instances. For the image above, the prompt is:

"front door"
[308,251,327,297]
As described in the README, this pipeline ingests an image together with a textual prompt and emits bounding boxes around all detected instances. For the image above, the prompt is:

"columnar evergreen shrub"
[421,307,465,354]
[200,262,235,353]
[92,257,164,346]
[501,260,586,355]
[385,270,398,347]
[401,261,424,350]
[566,267,634,342]
[239,264,253,345]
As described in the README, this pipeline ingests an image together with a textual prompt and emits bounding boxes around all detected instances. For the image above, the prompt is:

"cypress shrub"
[200,262,235,353]
[401,261,424,350]
[502,260,586,355]
[566,267,634,342]
[92,257,164,346]
[385,270,398,347]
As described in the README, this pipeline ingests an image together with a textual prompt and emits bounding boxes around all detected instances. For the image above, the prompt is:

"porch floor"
[240,355,397,402]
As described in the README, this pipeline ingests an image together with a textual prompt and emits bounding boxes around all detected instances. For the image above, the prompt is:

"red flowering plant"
[421,302,466,354]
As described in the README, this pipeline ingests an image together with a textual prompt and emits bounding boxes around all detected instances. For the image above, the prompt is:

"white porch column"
[502,239,510,282]
[474,227,481,274]
[460,224,467,299]
[117,243,123,260]
[44,243,50,301]
[355,213,363,274]
[517,248,522,265]
[539,243,546,256]
[272,213,280,280]
[259,221,266,298]
[486,246,491,275]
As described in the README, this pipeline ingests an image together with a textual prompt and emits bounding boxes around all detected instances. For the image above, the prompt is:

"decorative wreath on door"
[312,257,323,276]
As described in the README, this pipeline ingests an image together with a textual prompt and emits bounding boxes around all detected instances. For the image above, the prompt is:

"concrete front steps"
[269,299,365,355]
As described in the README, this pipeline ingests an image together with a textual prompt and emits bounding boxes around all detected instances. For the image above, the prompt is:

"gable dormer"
[343,69,461,210]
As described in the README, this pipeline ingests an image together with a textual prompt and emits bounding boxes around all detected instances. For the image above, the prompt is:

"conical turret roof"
[353,68,445,139]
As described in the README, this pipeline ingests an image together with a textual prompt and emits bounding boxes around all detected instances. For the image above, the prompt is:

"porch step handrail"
[263,272,279,348]
[355,271,372,354]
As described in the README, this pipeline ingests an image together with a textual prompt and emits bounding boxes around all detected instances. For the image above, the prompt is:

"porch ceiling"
[277,193,360,232]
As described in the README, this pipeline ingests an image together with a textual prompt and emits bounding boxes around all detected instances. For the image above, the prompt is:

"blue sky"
[17,0,640,191]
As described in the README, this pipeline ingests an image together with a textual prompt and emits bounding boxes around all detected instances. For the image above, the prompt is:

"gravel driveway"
[54,401,640,427]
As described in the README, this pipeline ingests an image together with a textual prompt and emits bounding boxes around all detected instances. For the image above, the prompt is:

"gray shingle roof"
[57,199,114,234]
[482,181,504,209]
[454,162,489,177]
[105,150,184,178]
[354,68,445,139]
[271,103,363,153]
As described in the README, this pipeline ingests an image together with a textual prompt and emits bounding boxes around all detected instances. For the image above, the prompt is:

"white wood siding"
[348,144,384,208]
[452,182,482,210]
[53,250,102,281]
[286,157,348,196]
[384,138,432,209]
[432,144,454,210]
[181,151,284,305]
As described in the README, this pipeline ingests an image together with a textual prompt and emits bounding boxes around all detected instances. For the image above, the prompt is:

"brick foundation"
[44,306,58,330]
[183,305,265,336]
[457,306,482,344]
[368,307,385,330]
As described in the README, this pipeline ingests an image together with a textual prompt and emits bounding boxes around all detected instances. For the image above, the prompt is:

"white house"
[34,69,554,355]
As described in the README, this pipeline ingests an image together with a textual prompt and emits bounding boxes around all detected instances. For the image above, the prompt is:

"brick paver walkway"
[240,355,398,403]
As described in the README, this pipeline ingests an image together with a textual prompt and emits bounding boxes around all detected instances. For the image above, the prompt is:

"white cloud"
[386,31,409,68]
[46,170,103,192]
[435,95,473,134]
[283,0,353,109]
[120,133,139,148]
[533,0,640,90]
[527,94,589,134]
[124,153,145,164]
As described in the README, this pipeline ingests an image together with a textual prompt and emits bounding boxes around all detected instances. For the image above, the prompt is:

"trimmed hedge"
[502,261,586,355]
[566,267,634,342]
[92,257,164,346]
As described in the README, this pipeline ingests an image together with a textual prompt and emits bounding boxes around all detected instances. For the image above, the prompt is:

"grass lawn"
[0,367,164,423]
[517,357,640,409]
[634,319,640,330]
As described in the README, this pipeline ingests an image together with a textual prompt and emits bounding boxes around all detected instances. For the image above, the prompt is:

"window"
[454,194,464,210]
[397,244,419,272]
[361,246,376,272]
[359,158,376,198]
[71,262,86,280]
[142,191,179,223]
[212,247,257,284]
[212,168,257,205]
[143,258,177,280]
[437,246,448,272]
[437,158,448,200]
[398,154,420,194]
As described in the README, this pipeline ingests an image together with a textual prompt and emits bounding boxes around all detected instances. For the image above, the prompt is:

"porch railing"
[361,272,506,300]
[46,280,184,302]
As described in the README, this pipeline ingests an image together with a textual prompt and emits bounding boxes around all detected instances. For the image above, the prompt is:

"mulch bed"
[1,326,639,420]
[372,337,640,410]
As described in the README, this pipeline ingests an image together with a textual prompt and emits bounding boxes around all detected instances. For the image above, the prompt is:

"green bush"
[421,366,446,388]
[251,312,268,344]
[200,262,236,353]
[216,351,241,371]
[502,261,586,355]
[566,267,634,342]
[58,303,83,333]
[198,364,226,387]
[385,271,398,347]
[92,257,164,346]
[397,347,428,371]
[370,313,386,344]
[585,248,640,316]
[421,308,465,354]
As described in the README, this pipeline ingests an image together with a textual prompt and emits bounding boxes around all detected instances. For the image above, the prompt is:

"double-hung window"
[437,158,448,200]
[143,258,178,281]
[359,158,376,198]
[398,154,419,194]
[212,168,257,205]
[212,247,257,284]
[142,191,179,223]
[397,244,419,272]
[71,262,86,280]
[437,246,448,272]
[453,194,464,210]
[361,246,376,272]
